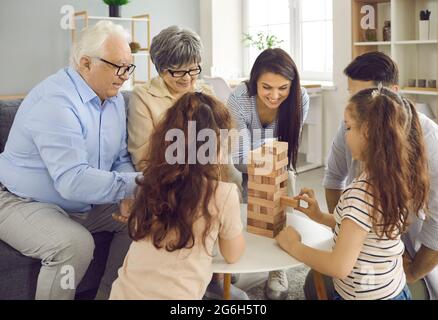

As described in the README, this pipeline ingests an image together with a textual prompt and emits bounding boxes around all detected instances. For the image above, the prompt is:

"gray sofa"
[0,92,131,299]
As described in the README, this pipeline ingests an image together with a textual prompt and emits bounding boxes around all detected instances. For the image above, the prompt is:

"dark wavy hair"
[128,92,233,252]
[246,48,302,170]
[347,88,429,238]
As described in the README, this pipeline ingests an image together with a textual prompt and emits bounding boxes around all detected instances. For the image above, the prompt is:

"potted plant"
[419,10,431,40]
[103,0,130,18]
[242,32,284,51]
[129,41,141,53]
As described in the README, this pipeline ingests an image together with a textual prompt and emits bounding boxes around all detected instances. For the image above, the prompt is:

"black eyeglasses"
[96,57,136,76]
[166,65,202,78]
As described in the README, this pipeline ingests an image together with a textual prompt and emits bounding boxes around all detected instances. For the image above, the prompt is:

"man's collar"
[66,67,100,104]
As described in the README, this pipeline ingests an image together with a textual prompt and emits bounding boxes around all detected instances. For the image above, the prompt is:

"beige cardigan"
[127,76,213,171]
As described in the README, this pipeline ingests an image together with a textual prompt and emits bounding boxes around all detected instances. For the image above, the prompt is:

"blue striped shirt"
[0,67,138,212]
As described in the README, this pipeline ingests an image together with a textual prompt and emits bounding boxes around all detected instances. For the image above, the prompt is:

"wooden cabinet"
[352,0,438,120]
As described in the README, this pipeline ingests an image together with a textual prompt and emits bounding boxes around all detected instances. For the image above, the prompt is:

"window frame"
[242,0,333,82]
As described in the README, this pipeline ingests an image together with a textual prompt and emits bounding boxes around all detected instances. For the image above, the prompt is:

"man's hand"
[276,226,302,257]
[403,252,416,283]
[325,188,342,214]
[112,198,134,224]
[403,245,438,284]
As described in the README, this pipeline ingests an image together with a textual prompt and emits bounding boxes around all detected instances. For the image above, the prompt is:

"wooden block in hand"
[280,196,299,209]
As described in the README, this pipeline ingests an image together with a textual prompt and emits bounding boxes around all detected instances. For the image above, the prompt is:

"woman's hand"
[294,188,323,223]
[275,226,302,256]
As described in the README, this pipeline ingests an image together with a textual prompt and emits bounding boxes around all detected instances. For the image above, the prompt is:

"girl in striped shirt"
[276,87,430,300]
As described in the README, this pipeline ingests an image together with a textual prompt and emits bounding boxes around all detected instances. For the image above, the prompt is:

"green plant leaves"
[103,0,130,6]
[242,32,284,50]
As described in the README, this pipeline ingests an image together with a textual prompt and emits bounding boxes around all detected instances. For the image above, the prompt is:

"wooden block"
[254,175,262,183]
[247,221,286,238]
[256,190,267,199]
[247,218,269,229]
[280,196,299,208]
[277,151,287,161]
[262,176,275,185]
[248,181,277,193]
[247,225,276,238]
[267,188,288,201]
[248,211,285,224]
[263,140,288,155]
[248,166,285,178]
[265,206,284,216]
[275,171,288,185]
[274,157,289,170]
[247,196,277,208]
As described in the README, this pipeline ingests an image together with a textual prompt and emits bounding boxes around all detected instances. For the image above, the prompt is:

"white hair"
[70,21,131,69]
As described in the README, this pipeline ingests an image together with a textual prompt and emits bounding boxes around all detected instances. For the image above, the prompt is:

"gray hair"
[70,21,130,69]
[150,25,203,74]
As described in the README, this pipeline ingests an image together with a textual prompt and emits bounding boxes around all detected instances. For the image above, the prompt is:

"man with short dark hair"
[305,51,438,300]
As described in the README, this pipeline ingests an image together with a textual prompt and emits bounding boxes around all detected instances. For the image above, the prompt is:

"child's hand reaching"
[275,226,302,256]
[294,188,323,223]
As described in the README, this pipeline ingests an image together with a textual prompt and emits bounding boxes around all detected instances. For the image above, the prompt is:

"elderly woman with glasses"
[127,25,212,172]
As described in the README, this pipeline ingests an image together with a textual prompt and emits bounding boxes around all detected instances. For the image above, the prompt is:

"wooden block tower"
[247,140,299,238]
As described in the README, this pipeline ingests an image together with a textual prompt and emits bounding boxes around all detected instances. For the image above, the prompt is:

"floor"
[234,166,328,299]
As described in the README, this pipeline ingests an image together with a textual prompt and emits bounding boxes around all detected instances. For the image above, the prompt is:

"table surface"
[212,205,333,273]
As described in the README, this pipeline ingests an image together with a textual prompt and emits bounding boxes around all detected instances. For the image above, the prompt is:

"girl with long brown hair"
[110,92,245,300]
[276,87,429,300]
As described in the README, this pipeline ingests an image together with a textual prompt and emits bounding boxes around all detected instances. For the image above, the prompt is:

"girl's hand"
[294,188,323,223]
[276,226,302,256]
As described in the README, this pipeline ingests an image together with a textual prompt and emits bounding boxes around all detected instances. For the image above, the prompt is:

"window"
[243,0,333,82]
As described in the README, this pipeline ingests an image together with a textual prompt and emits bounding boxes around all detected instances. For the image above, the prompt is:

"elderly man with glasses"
[0,21,139,300]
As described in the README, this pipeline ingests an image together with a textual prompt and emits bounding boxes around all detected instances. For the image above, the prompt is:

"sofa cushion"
[0,231,113,299]
[0,99,22,153]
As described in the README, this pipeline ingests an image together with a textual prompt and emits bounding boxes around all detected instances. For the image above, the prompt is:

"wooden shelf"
[76,15,149,22]
[0,94,26,100]
[400,87,438,96]
[354,41,391,46]
[394,40,438,45]
[354,0,390,3]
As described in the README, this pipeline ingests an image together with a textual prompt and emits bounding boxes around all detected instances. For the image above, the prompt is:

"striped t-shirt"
[333,177,406,300]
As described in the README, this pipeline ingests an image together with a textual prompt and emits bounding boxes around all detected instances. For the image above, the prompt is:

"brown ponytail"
[347,88,429,238]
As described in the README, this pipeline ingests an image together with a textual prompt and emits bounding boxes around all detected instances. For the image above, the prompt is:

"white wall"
[322,0,352,160]
[200,0,243,78]
[0,0,200,95]
[200,0,352,161]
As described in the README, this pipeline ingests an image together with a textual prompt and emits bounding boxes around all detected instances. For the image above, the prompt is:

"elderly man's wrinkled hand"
[275,226,302,257]
[112,198,134,224]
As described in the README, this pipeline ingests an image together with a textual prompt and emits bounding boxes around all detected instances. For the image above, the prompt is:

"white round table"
[212,204,333,299]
